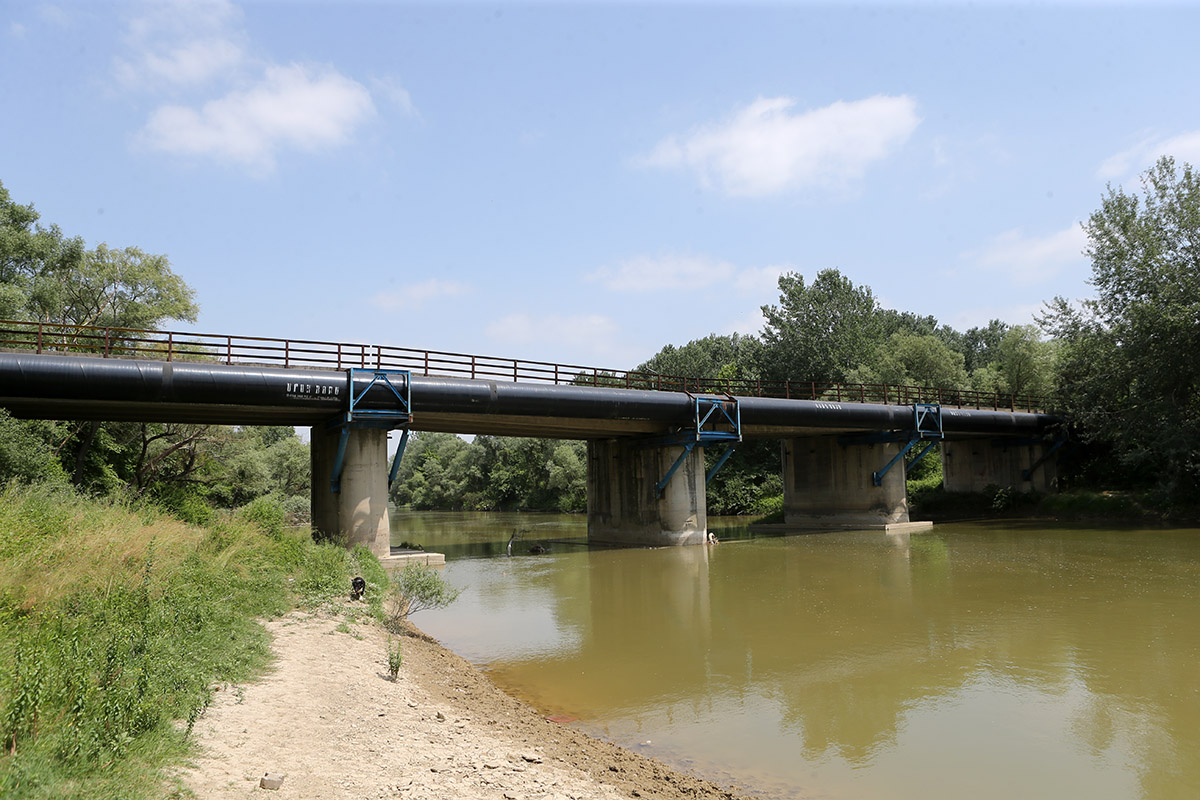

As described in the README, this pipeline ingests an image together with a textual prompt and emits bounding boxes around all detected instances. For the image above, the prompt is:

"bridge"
[0,321,1060,553]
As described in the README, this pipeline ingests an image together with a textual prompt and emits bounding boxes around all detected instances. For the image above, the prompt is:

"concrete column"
[586,439,707,546]
[310,425,392,558]
[941,439,1057,494]
[782,437,909,528]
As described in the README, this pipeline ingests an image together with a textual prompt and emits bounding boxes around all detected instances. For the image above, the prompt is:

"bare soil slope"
[184,612,750,800]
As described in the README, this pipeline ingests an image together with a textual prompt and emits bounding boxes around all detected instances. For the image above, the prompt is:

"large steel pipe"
[0,352,1058,439]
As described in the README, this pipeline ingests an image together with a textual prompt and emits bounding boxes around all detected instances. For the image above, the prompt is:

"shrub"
[385,564,461,631]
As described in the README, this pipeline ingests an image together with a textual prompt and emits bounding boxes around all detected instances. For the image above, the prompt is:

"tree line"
[4,156,1200,516]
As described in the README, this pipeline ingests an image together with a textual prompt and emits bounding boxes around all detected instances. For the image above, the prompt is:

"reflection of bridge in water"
[0,320,1060,553]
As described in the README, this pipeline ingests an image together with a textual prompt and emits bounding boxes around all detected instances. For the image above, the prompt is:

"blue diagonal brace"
[330,425,352,494]
[872,439,920,487]
[1021,439,1065,481]
[388,428,410,488]
[908,439,939,471]
[706,444,737,485]
[656,442,698,498]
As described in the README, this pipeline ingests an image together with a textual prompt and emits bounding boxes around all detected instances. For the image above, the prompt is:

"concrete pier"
[781,436,910,528]
[586,439,708,546]
[942,439,1057,494]
[310,425,392,558]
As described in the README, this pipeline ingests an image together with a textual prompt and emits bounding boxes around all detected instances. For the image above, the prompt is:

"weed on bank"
[0,483,375,799]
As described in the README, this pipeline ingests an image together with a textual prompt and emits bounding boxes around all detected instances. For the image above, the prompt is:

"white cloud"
[37,4,70,26]
[9,21,27,37]
[587,254,734,291]
[733,265,786,295]
[1097,130,1200,181]
[721,308,768,337]
[370,75,419,117]
[117,0,245,88]
[117,0,405,173]
[640,94,920,197]
[946,303,1045,332]
[967,222,1087,285]
[140,64,375,170]
[370,279,469,311]
[123,37,244,87]
[587,255,786,295]
[484,313,632,363]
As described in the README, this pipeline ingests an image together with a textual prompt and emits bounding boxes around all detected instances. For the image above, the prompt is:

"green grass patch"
[0,483,371,799]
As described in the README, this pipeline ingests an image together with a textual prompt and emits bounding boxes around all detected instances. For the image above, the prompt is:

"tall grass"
[0,483,367,799]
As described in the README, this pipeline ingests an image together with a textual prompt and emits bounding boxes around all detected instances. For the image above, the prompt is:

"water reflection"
[407,514,1200,800]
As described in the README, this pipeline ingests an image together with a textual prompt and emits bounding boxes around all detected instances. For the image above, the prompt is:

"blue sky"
[3,1,1200,372]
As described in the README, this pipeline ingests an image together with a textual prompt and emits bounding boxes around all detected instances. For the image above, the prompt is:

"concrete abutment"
[310,425,392,558]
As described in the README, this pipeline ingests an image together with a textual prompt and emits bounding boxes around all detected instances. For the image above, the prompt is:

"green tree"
[997,324,1056,398]
[0,180,86,321]
[961,319,1010,373]
[759,269,884,384]
[1040,156,1200,500]
[847,331,969,389]
[637,333,762,390]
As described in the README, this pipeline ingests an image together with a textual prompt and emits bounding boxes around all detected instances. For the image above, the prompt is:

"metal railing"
[0,319,1047,412]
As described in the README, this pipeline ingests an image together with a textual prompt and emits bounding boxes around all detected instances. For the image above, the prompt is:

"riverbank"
[183,611,750,800]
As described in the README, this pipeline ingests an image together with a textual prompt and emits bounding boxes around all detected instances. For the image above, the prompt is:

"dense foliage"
[1041,156,1200,502]
[389,433,586,512]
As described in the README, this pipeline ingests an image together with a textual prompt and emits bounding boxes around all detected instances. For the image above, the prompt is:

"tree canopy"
[1041,156,1200,500]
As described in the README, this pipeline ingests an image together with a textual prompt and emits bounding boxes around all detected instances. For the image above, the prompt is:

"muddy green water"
[391,512,1200,800]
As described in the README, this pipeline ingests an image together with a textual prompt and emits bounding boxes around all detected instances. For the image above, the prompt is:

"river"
[391,511,1200,800]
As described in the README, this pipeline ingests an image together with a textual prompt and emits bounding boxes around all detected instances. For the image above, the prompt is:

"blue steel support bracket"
[872,438,919,487]
[650,394,742,496]
[329,368,413,494]
[706,444,738,485]
[656,441,698,498]
[865,403,945,487]
[330,425,352,494]
[388,428,411,489]
[1021,439,1066,481]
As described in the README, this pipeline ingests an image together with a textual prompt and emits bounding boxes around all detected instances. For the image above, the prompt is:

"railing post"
[375,346,381,370]
[36,322,42,354]
[226,336,232,365]
[514,360,519,383]
[104,328,111,358]
[285,340,290,367]
[785,380,790,400]
[472,355,477,379]
[337,342,342,369]
[424,350,429,376]
[592,367,598,387]
[167,332,173,361]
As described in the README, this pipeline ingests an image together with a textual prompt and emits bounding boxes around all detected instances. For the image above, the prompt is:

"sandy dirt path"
[183,612,750,800]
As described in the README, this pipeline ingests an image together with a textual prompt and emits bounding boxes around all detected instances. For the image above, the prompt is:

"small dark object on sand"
[350,576,366,601]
